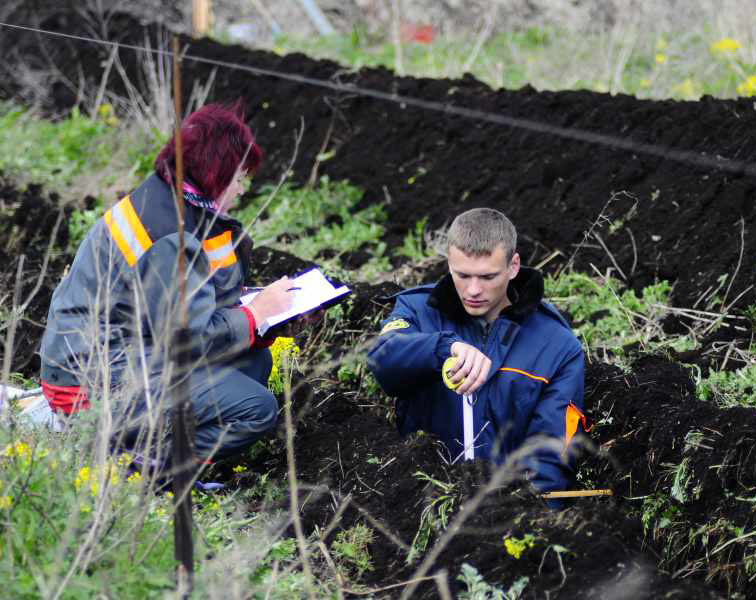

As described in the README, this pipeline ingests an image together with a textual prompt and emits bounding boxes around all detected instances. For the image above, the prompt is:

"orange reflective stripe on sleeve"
[104,196,153,267]
[499,367,550,384]
[202,231,237,270]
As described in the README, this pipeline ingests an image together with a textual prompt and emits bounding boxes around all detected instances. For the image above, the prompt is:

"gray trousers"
[115,346,277,462]
[190,346,277,459]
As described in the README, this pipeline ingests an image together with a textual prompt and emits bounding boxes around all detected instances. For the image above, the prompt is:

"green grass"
[0,424,335,599]
[546,273,756,408]
[545,272,694,364]
[235,176,392,281]
[0,104,114,190]
[0,102,166,251]
[330,523,375,579]
[695,364,756,407]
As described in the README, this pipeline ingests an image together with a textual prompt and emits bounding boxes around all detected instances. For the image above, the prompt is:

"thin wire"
[2,20,755,177]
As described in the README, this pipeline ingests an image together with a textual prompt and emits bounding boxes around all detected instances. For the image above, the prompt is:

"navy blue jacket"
[367,268,585,493]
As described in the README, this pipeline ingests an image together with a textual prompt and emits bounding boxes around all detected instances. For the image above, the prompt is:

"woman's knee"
[255,389,278,430]
[237,347,273,385]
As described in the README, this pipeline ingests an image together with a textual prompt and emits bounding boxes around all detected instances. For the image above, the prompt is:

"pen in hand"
[287,287,302,292]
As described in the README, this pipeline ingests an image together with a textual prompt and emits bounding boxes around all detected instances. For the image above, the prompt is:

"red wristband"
[240,306,257,347]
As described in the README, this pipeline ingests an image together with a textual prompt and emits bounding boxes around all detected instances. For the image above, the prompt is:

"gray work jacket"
[40,174,252,393]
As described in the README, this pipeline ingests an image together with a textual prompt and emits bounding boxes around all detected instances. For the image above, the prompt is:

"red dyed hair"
[155,101,263,201]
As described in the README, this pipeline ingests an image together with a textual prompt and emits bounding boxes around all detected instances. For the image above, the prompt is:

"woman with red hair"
[40,102,293,466]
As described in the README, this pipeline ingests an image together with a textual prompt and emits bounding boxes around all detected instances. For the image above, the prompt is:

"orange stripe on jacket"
[499,367,549,384]
[202,231,237,270]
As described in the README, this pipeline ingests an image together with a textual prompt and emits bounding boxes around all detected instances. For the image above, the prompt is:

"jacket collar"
[427,266,544,324]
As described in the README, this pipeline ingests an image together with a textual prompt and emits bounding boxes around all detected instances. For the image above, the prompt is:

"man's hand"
[448,342,492,395]
[247,277,296,327]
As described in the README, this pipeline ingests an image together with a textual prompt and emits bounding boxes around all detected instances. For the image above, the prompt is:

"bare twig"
[317,540,345,596]
[1,255,25,420]
[563,192,624,273]
[720,217,746,311]
[391,0,403,75]
[540,545,568,591]
[627,227,638,277]
[283,359,317,600]
[92,43,118,115]
[307,112,335,187]
[19,208,64,314]
[434,569,454,600]
[593,232,627,281]
[343,575,438,596]
[462,7,497,73]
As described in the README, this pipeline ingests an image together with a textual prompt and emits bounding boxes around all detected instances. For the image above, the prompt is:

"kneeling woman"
[40,102,295,465]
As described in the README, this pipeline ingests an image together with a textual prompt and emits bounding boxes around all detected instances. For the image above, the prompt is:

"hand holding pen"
[246,276,298,326]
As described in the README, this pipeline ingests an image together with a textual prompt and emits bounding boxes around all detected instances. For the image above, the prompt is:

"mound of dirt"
[1,11,753,319]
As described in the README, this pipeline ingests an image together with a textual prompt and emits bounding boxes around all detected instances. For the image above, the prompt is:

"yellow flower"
[108,467,120,487]
[97,103,113,118]
[655,53,667,65]
[673,78,700,100]
[737,75,756,96]
[2,441,31,461]
[127,471,143,484]
[233,465,246,473]
[74,465,101,496]
[268,337,301,392]
[503,534,536,559]
[74,466,91,491]
[117,453,133,467]
[710,38,741,54]
[0,495,12,509]
[80,503,92,514]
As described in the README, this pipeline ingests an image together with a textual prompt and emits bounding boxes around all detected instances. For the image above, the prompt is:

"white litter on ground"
[0,385,62,431]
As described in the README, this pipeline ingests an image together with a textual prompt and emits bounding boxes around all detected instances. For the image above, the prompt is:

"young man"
[368,208,586,498]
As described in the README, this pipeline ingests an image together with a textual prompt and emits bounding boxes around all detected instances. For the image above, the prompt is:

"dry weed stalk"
[111,32,216,140]
[282,352,317,600]
[391,0,403,75]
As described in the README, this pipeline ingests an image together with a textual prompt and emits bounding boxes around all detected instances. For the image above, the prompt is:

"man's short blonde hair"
[447,208,517,261]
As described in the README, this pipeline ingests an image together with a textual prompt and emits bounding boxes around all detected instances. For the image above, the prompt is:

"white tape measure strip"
[463,393,474,460]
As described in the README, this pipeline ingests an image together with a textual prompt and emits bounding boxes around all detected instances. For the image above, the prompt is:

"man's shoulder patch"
[380,319,411,334]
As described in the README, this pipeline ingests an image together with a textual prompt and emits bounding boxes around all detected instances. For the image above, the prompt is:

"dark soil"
[0,179,72,375]
[0,11,754,317]
[2,7,756,598]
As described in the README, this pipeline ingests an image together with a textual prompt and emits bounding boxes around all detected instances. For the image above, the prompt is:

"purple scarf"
[182,181,219,212]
